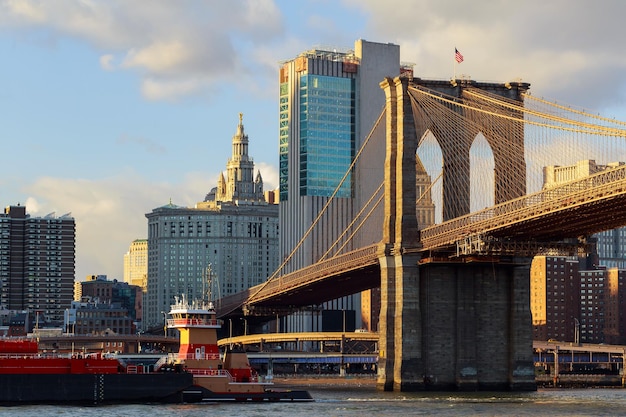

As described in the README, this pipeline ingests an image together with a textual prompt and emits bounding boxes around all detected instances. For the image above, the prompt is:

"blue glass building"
[278,40,401,332]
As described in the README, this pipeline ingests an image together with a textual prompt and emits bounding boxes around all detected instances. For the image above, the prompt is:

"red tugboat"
[167,296,313,402]
[0,297,312,405]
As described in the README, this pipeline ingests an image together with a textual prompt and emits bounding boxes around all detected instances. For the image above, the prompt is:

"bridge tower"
[412,78,529,220]
[377,76,535,392]
[377,77,423,391]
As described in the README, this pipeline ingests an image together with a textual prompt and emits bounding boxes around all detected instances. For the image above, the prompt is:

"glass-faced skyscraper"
[278,40,402,330]
[280,71,355,200]
[279,40,401,274]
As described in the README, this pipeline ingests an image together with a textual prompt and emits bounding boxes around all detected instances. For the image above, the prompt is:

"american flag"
[455,48,464,63]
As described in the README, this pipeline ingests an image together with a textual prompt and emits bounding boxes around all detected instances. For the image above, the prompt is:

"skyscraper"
[530,255,581,342]
[123,239,147,289]
[278,40,404,330]
[278,39,402,273]
[0,205,75,325]
[144,115,278,330]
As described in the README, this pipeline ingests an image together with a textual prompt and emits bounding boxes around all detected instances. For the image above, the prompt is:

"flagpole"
[453,48,457,81]
[453,47,463,82]
[453,56,456,81]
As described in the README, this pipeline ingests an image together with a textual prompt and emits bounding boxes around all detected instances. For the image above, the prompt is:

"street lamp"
[574,318,580,345]
[241,317,248,336]
[228,318,233,349]
[161,311,167,336]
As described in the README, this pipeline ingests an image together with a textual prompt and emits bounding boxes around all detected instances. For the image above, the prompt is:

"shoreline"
[271,375,626,390]
[271,374,377,389]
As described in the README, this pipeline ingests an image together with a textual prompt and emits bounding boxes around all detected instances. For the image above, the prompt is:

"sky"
[1,0,626,282]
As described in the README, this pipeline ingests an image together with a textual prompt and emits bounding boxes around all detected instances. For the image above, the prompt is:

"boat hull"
[0,373,194,405]
[182,385,314,403]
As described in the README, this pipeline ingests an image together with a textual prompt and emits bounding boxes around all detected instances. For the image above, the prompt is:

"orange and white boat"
[167,296,313,402]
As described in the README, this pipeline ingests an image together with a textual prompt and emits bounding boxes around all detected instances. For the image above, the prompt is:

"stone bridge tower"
[377,76,535,392]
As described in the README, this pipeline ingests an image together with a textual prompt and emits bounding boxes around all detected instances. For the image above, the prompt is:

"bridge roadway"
[217,164,626,318]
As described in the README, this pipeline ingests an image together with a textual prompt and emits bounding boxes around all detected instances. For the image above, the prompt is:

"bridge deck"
[217,165,626,318]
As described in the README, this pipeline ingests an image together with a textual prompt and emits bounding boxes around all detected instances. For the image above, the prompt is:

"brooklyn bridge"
[217,76,626,391]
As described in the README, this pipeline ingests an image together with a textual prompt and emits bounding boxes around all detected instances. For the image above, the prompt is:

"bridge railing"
[217,244,380,316]
[421,164,626,250]
[249,244,380,304]
[217,165,626,316]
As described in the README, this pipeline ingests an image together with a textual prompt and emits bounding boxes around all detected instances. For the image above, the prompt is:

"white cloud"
[23,170,219,281]
[256,162,279,191]
[16,162,276,283]
[0,0,285,101]
[15,163,278,280]
[343,0,626,110]
[140,77,211,102]
[2,0,46,23]
[121,41,193,74]
[99,53,115,71]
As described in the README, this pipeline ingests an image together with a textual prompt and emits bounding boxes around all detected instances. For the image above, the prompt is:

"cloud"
[343,0,626,111]
[121,40,193,74]
[255,162,279,191]
[18,165,281,282]
[23,170,218,281]
[0,0,285,101]
[99,53,115,71]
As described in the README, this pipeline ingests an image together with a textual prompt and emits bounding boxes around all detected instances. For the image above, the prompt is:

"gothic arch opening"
[470,133,495,212]
[417,129,443,224]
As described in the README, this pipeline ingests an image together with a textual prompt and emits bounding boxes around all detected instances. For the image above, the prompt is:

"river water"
[0,387,623,416]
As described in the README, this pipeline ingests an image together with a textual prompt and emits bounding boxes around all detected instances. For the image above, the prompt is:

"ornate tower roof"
[214,114,264,203]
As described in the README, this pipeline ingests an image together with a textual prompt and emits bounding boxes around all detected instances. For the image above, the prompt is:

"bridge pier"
[377,250,424,391]
[419,258,535,391]
[378,257,536,391]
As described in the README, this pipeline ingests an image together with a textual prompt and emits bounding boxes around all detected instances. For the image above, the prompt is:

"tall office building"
[278,40,405,330]
[0,205,75,325]
[279,40,402,270]
[123,239,147,289]
[144,115,278,330]
[605,268,626,345]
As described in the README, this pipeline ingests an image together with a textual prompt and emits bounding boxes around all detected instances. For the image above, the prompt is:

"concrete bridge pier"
[378,256,536,391]
[418,258,536,391]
